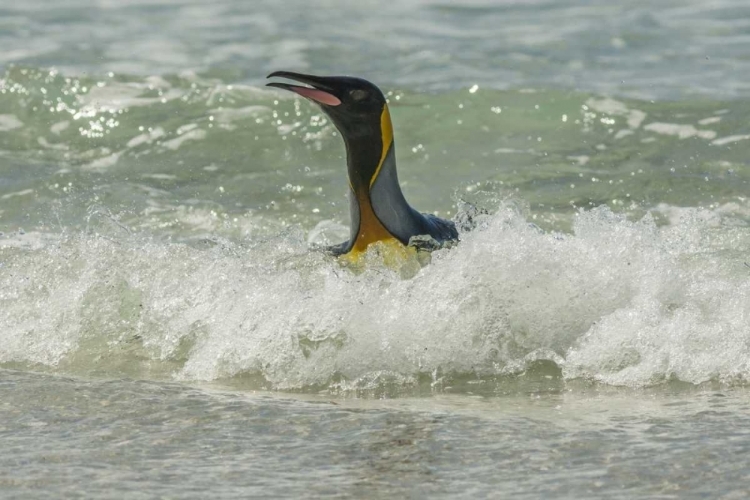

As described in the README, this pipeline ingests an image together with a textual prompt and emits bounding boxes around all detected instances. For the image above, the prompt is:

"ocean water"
[1,0,750,498]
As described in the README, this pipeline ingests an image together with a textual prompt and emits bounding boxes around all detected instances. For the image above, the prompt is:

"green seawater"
[1,1,750,498]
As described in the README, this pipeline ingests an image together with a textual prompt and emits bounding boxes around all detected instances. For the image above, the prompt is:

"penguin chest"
[350,194,400,254]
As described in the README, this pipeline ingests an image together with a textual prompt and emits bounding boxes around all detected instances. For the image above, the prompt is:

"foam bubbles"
[1,203,749,390]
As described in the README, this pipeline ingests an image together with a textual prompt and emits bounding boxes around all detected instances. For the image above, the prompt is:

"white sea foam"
[644,122,717,140]
[1,203,748,389]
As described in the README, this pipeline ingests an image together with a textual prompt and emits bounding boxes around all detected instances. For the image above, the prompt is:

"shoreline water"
[2,1,750,497]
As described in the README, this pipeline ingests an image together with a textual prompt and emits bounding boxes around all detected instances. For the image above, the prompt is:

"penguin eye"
[350,89,368,102]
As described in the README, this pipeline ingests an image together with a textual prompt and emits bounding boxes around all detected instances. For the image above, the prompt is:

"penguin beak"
[266,71,342,106]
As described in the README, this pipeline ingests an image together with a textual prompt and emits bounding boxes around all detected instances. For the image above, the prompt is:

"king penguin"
[267,71,458,258]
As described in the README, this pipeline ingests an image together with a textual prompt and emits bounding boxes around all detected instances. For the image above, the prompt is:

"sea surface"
[1,0,750,498]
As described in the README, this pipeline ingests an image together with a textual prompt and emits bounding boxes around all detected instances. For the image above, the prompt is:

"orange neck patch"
[369,104,394,188]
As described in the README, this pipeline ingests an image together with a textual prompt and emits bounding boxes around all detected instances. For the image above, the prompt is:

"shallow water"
[4,370,750,498]
[1,0,750,497]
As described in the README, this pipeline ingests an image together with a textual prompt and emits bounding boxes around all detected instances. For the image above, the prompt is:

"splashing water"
[2,200,748,391]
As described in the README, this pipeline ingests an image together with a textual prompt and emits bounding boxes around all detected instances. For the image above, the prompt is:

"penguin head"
[267,71,389,144]
[268,71,385,136]
[267,71,395,194]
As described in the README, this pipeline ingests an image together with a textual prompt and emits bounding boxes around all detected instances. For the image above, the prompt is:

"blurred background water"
[1,0,750,498]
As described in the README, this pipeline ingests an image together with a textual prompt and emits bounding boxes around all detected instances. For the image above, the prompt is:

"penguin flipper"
[326,240,351,256]
[421,213,459,244]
